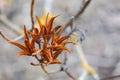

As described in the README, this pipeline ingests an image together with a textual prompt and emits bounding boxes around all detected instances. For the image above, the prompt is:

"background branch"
[65,0,91,29]
[60,53,76,80]
[101,75,120,80]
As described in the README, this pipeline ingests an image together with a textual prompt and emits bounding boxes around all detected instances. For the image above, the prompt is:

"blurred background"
[0,0,120,80]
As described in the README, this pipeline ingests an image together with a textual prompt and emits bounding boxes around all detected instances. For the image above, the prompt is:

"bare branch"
[74,0,91,19]
[31,0,35,31]
[60,53,76,80]
[63,52,67,65]
[31,62,40,66]
[64,70,76,80]
[0,31,12,41]
[40,63,49,74]
[101,75,120,80]
[65,0,91,29]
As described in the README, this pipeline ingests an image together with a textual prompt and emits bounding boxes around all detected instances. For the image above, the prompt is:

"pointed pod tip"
[24,25,26,28]
[36,16,39,19]
[17,54,22,57]
[24,25,27,31]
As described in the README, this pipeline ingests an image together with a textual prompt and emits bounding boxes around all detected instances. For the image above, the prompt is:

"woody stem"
[0,31,11,41]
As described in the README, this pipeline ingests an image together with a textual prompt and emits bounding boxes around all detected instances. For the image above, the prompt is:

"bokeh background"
[0,0,120,80]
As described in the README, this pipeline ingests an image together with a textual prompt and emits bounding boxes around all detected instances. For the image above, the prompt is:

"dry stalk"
[101,75,120,80]
[31,0,35,31]
[65,0,91,29]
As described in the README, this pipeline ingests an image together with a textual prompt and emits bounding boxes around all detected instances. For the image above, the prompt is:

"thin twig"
[33,54,61,74]
[0,31,24,41]
[34,55,40,61]
[31,0,35,31]
[65,0,91,29]
[0,31,11,41]
[33,55,49,74]
[101,75,120,80]
[63,52,67,65]
[41,63,49,74]
[64,70,76,80]
[74,0,91,19]
[60,53,76,80]
[31,62,41,66]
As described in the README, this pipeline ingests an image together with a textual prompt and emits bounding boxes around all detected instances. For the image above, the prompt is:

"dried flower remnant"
[0,14,75,67]
[32,14,76,65]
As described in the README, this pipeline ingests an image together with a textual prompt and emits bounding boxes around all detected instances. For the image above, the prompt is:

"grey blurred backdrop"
[0,0,120,80]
